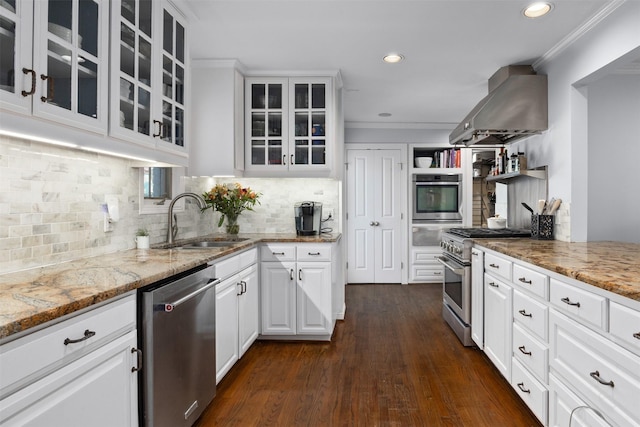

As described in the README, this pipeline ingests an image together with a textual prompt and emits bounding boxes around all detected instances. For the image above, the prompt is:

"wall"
[587,73,640,242]
[516,1,640,241]
[0,136,341,274]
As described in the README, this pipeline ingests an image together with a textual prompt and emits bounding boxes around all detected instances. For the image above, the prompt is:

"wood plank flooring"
[196,283,541,426]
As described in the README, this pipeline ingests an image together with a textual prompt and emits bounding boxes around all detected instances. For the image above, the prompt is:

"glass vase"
[225,214,240,237]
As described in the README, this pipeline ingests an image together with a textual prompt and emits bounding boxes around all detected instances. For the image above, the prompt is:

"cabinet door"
[215,275,239,384]
[238,264,259,358]
[484,273,512,380]
[0,331,138,427]
[245,77,288,170]
[471,248,484,348]
[156,1,187,153]
[110,0,157,145]
[0,0,33,114]
[288,78,330,171]
[296,262,332,335]
[260,261,296,335]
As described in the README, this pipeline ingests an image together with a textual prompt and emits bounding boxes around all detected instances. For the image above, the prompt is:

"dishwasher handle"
[159,278,219,312]
[436,256,465,275]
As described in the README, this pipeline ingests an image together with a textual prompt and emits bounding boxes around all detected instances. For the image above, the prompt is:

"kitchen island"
[0,233,341,341]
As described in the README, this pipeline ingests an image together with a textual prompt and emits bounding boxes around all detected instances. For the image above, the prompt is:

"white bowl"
[487,216,507,229]
[415,157,433,168]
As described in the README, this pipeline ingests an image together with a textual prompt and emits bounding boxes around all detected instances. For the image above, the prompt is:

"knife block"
[531,214,554,240]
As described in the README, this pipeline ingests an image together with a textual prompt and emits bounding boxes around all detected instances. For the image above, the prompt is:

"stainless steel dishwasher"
[139,264,219,427]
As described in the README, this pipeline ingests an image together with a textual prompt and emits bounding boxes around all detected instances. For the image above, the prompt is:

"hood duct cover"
[449,67,548,146]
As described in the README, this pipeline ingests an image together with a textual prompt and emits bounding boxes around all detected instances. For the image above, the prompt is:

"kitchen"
[1,0,640,426]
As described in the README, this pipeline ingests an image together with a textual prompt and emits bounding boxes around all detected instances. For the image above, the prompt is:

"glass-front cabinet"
[245,76,331,174]
[0,0,108,134]
[110,0,187,153]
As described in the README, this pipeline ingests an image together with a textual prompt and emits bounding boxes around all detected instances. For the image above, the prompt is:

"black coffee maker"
[294,201,322,236]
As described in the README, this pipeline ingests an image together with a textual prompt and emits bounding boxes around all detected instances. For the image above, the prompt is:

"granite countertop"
[473,238,640,302]
[0,233,341,341]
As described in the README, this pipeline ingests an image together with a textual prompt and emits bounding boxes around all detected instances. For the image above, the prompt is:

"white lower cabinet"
[215,249,259,384]
[483,272,512,380]
[549,373,611,427]
[470,247,484,348]
[410,247,443,283]
[511,358,548,424]
[0,294,138,427]
[260,243,334,339]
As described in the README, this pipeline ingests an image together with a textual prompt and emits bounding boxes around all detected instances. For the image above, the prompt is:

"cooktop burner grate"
[446,227,531,238]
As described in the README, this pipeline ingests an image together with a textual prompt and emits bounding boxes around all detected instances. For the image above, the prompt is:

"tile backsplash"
[0,136,341,273]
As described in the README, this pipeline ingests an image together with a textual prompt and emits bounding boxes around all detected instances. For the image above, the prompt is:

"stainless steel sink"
[181,239,248,249]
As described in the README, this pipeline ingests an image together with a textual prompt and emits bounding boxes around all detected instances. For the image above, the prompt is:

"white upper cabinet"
[244,76,333,176]
[0,0,109,134]
[109,0,187,155]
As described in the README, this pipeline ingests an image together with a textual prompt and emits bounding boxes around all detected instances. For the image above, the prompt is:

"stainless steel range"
[439,227,530,346]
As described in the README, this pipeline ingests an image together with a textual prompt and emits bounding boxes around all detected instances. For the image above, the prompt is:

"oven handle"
[437,256,465,275]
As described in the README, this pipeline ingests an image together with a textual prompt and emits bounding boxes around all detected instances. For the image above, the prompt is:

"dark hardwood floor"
[196,283,541,426]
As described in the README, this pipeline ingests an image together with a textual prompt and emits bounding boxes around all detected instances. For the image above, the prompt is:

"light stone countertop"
[472,238,640,303]
[0,233,341,340]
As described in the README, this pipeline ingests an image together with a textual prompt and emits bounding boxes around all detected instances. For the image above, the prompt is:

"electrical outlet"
[326,209,334,219]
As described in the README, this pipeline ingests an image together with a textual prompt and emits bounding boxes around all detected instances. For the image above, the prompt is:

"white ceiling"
[182,0,614,129]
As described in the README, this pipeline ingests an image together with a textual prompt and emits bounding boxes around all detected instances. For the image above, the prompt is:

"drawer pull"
[64,329,96,345]
[434,271,442,275]
[489,263,500,269]
[561,297,581,307]
[518,309,532,318]
[298,269,302,281]
[272,251,285,256]
[289,269,294,281]
[488,282,499,288]
[308,252,321,256]
[131,348,143,372]
[633,332,640,340]
[518,277,532,284]
[22,68,36,96]
[516,382,530,393]
[518,345,532,356]
[589,370,614,388]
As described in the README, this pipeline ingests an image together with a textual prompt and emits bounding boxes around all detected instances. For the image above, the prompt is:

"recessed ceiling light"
[523,2,553,18]
[378,113,392,117]
[383,54,404,64]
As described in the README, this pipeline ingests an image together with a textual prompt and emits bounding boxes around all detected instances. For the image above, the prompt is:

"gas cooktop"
[446,227,531,238]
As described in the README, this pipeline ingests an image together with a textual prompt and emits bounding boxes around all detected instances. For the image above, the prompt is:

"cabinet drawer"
[550,310,640,427]
[513,323,548,382]
[216,248,257,280]
[0,294,136,396]
[260,244,296,262]
[549,279,607,331]
[609,301,640,356]
[484,253,512,281]
[549,373,611,427]
[411,266,443,282]
[411,249,440,265]
[512,263,548,300]
[513,290,548,342]
[238,248,258,270]
[296,244,331,262]
[511,358,548,426]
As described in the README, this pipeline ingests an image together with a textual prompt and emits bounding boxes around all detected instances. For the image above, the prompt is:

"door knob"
[370,221,375,226]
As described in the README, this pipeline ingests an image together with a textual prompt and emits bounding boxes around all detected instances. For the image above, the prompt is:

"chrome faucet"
[167,192,207,244]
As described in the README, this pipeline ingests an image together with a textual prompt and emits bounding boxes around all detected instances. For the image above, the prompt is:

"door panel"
[347,149,403,283]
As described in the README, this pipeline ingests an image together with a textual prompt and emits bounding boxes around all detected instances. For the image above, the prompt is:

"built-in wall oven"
[412,174,463,222]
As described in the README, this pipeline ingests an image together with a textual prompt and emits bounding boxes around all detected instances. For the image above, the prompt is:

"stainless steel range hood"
[449,65,548,146]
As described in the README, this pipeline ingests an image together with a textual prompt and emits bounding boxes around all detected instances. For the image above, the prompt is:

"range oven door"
[437,255,471,325]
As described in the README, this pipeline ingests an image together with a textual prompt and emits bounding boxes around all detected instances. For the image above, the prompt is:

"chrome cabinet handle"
[518,345,532,356]
[633,332,640,340]
[518,309,532,318]
[489,263,499,269]
[22,68,36,96]
[64,329,96,345]
[289,268,294,280]
[488,282,499,288]
[561,297,581,307]
[518,277,532,284]
[590,371,614,387]
[131,348,143,372]
[517,382,530,393]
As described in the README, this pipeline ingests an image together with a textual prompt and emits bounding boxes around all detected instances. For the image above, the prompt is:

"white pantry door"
[347,149,403,283]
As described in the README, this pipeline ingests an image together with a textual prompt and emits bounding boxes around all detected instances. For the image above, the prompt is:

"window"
[138,166,185,214]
